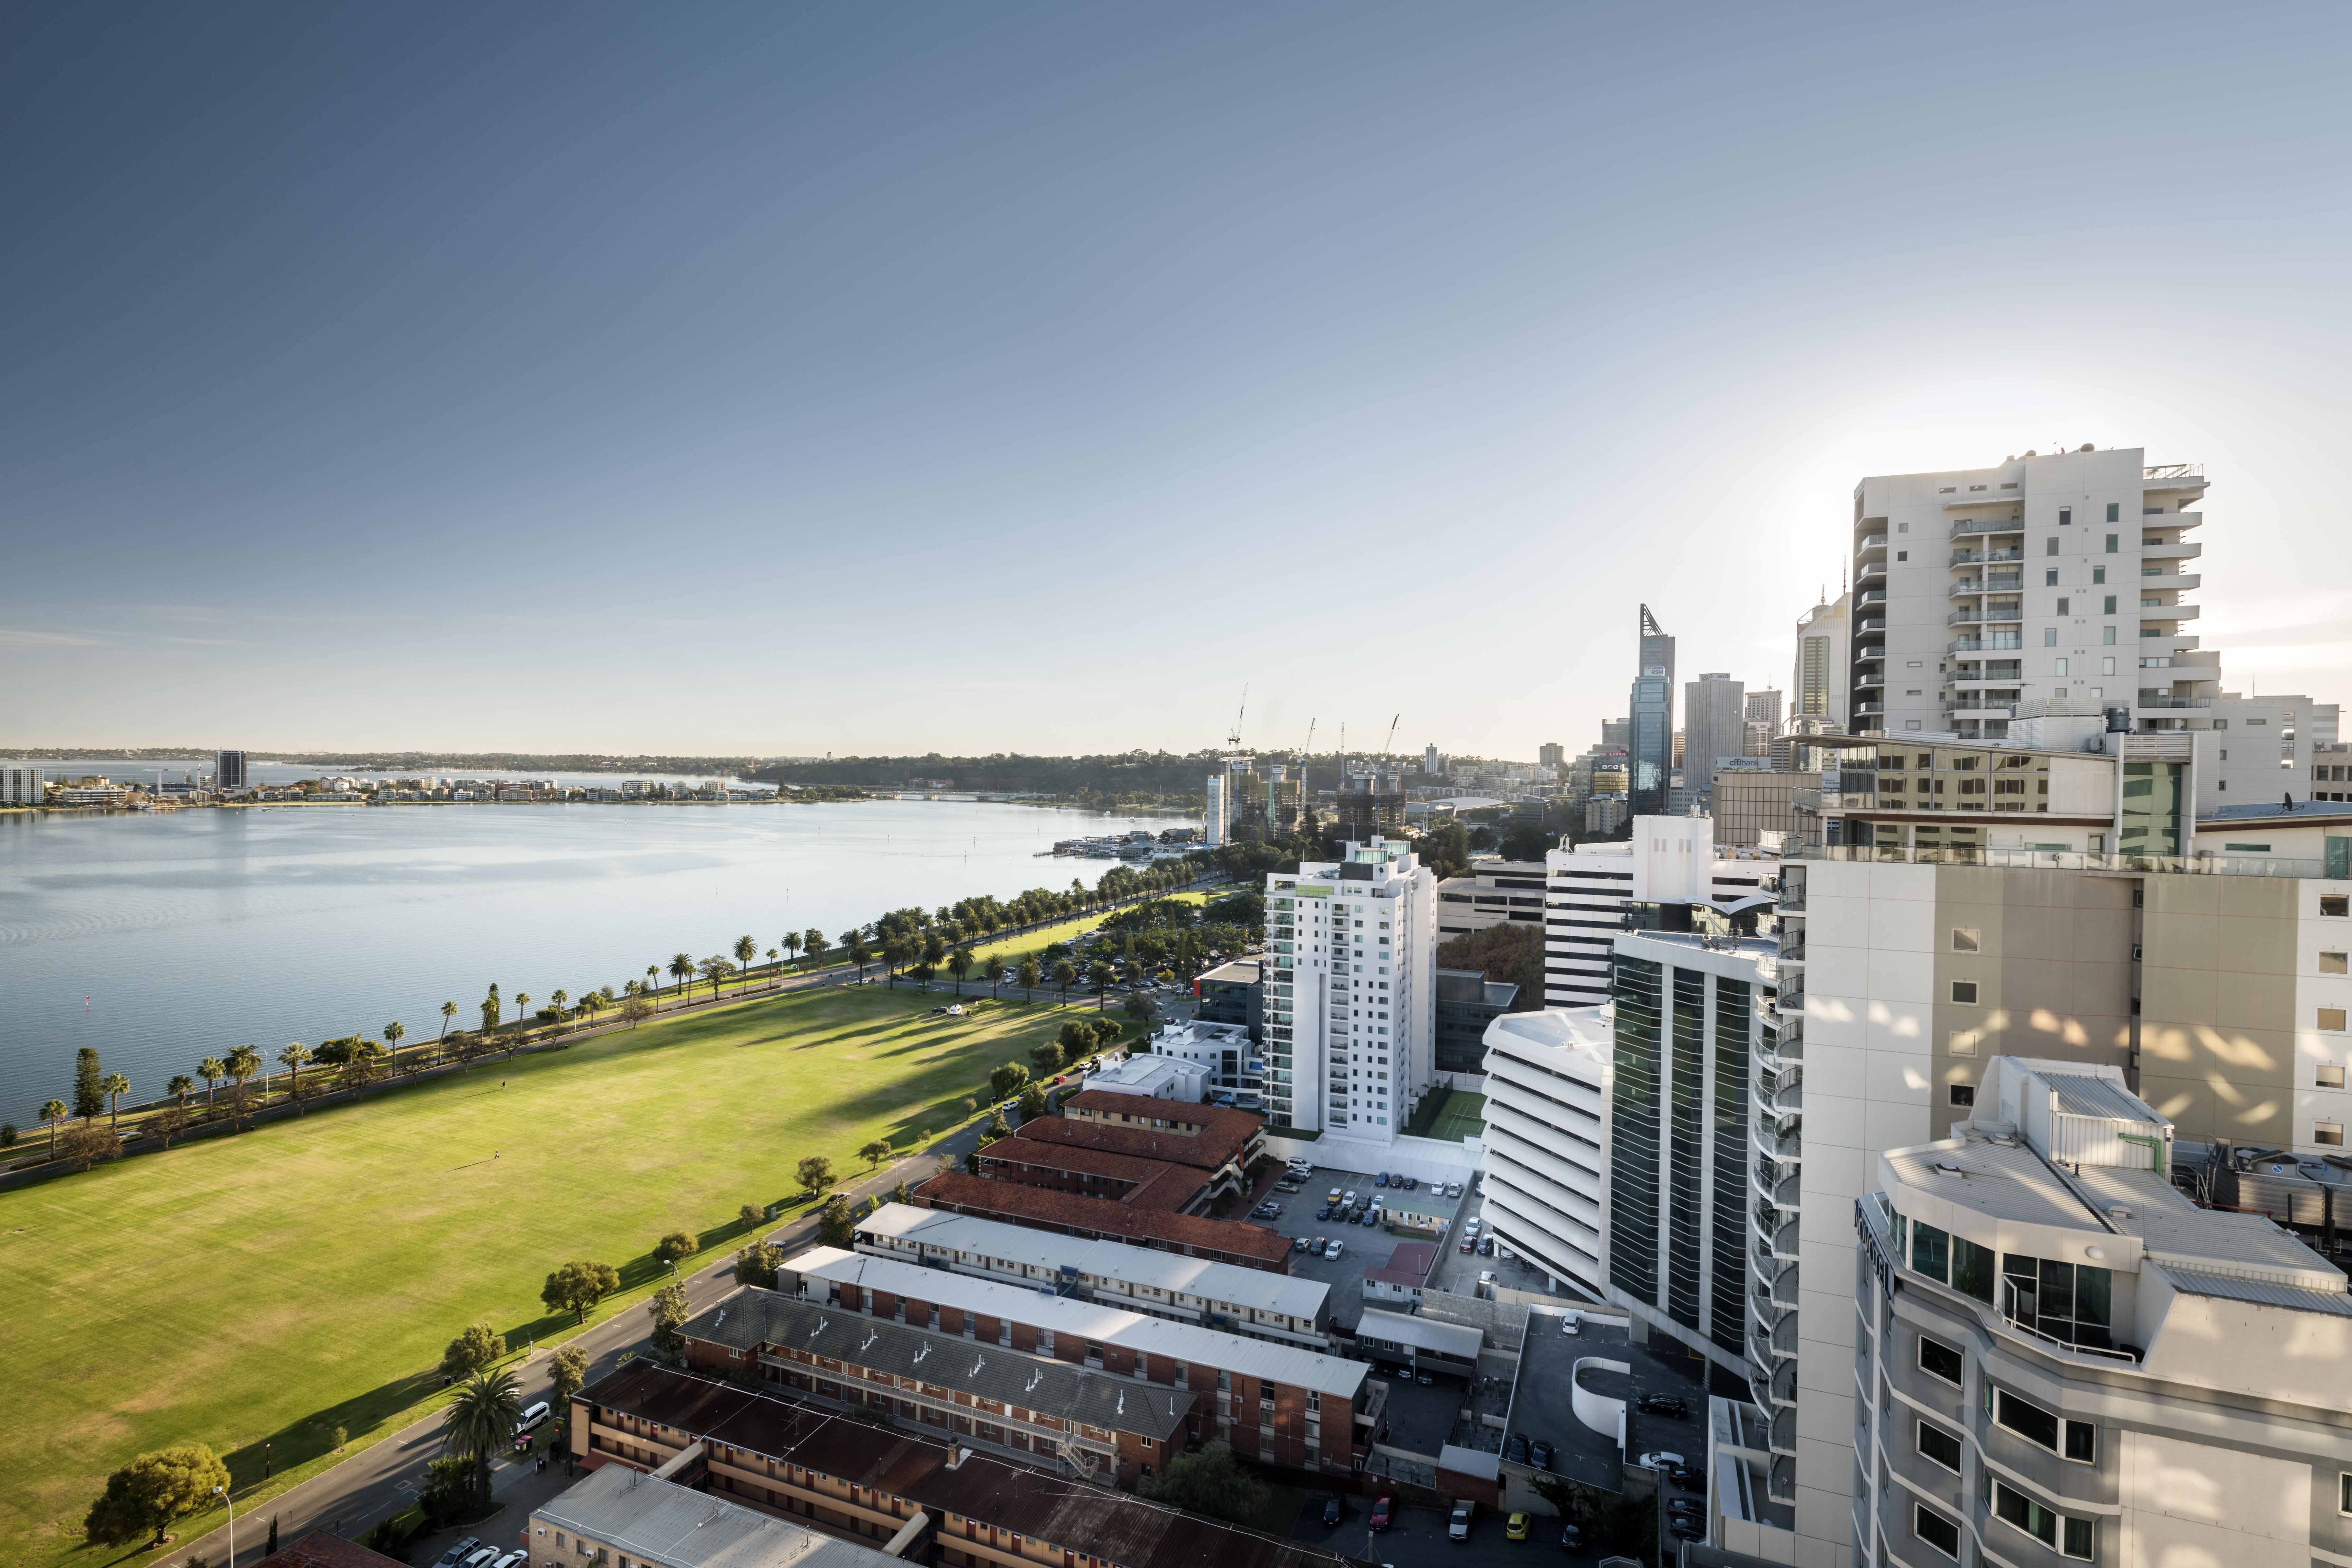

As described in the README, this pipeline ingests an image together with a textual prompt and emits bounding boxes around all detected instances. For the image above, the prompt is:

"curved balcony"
[1753,1115,1802,1163]
[1761,1073,1803,1118]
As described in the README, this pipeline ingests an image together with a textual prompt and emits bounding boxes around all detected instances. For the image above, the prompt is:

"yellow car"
[1506,1512,1531,1541]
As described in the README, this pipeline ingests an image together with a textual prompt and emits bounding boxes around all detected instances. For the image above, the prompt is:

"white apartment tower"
[1542,815,1776,1007]
[1848,447,2213,742]
[1793,592,1851,729]
[1263,839,1437,1154]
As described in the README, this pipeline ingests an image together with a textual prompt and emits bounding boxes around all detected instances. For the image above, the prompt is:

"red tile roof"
[259,1535,408,1568]
[976,1136,1166,1187]
[1017,1099,1262,1172]
[915,1171,1292,1268]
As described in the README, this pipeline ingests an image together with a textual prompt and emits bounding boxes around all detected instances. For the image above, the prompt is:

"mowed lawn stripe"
[0,985,1072,1567]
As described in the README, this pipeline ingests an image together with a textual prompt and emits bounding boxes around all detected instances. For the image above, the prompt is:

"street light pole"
[213,1484,235,1568]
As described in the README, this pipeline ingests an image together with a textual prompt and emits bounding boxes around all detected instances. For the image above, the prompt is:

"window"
[2046,537,2061,556]
[1948,1029,1979,1056]
[1917,1422,1963,1473]
[2106,504,2120,523]
[2320,1123,2345,1147]
[1952,981,1979,1004]
[2323,952,2348,974]
[1917,1335,1964,1384]
[1997,1388,2061,1449]
[2065,1420,2096,1463]
[1953,1235,1996,1302]
[1911,1220,1949,1280]
[2326,896,2350,918]
[2104,595,2117,614]
[2056,658,2069,676]
[2093,565,2106,584]
[2103,626,2118,645]
[2046,568,2060,586]
[1996,1482,2093,1558]
[1914,1502,1961,1559]
[2059,507,2072,526]
[1952,928,1980,952]
[2340,1471,2352,1515]
[1949,1083,1977,1107]
[2057,597,2070,615]
[2044,628,2058,646]
[2102,657,2116,675]
[1898,549,1909,561]
[2105,531,2119,550]
[2323,1009,2348,1033]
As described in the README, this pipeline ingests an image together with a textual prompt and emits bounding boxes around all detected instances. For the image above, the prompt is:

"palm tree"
[199,1057,225,1109]
[383,1021,406,1071]
[765,947,779,988]
[224,1045,261,1127]
[513,992,531,1033]
[278,1043,311,1112]
[345,1041,383,1094]
[1052,959,1076,1007]
[167,1074,195,1108]
[850,941,872,982]
[947,948,973,997]
[645,965,660,1006]
[1018,957,1040,1002]
[783,931,801,972]
[100,1072,130,1130]
[985,955,1006,999]
[668,953,695,1003]
[40,1100,66,1159]
[733,935,757,993]
[805,929,831,971]
[697,956,732,1002]
[438,1001,457,1046]
[1089,961,1114,1012]
[440,1367,522,1506]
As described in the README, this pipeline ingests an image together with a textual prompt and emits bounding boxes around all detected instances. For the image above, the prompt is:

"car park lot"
[1291,1494,1491,1568]
[1265,1161,1470,1331]
[1501,1308,1714,1501]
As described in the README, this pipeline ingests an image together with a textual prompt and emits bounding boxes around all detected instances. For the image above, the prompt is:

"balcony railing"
[1797,844,2332,877]
[1948,547,2024,567]
[1947,605,2023,625]
[1949,516,2025,539]
[2144,462,2204,479]
[1947,575,2021,597]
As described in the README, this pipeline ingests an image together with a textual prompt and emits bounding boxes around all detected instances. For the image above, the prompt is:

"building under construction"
[1332,766,1406,841]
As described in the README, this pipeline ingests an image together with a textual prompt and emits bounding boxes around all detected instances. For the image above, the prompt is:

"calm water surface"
[0,801,1189,1123]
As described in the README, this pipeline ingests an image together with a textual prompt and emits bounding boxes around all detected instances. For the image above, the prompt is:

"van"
[517,1400,552,1431]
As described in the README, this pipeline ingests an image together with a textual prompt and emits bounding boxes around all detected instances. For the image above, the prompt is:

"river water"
[0,799,1192,1124]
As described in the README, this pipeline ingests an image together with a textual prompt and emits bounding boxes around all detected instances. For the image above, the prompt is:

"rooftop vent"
[1934,1161,1965,1176]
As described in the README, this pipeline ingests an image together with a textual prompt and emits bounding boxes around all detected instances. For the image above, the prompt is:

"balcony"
[2139,538,2202,561]
[1948,515,2025,538]
[1947,574,2021,597]
[1854,560,1887,587]
[1854,674,1884,691]
[1947,605,2023,625]
[2142,570,2202,592]
[2134,696,2212,710]
[1856,532,1887,556]
[1942,698,2016,713]
[2140,601,2199,621]
[1947,635,2023,654]
[1856,588,1885,607]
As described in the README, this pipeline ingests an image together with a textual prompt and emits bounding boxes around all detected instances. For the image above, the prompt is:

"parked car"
[1328,1187,1344,1202]
[1636,1451,1688,1471]
[1669,1464,1703,1492]
[1478,1270,1496,1291]
[1561,1311,1582,1336]
[1637,1393,1690,1417]
[1405,1175,1419,1190]
[1316,1206,1332,1220]
[1448,1502,1475,1541]
[1374,1172,1389,1187]
[1506,1514,1531,1542]
[462,1549,498,1568]
[1464,1216,1480,1236]
[1668,1499,1704,1517]
[1293,1235,1313,1253]
[1559,1523,1585,1551]
[434,1540,481,1568]
[1445,1180,1463,1197]
[1479,1236,1495,1255]
[1321,1498,1344,1527]
[1505,1433,1529,1464]
[1417,1370,1436,1386]
[1531,1439,1554,1472]
[1343,1190,1358,1207]
[1668,1519,1706,1542]
[491,1553,526,1568]
[1361,1210,1379,1227]
[1461,1235,1477,1253]
[1324,1239,1345,1260]
[1370,1493,1395,1532]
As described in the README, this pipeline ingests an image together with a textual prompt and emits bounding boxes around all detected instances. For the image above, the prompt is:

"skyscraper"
[1744,687,1783,733]
[1538,742,1563,770]
[1682,672,1745,804]
[1629,605,1675,816]
[1791,592,1849,728]
[214,750,249,791]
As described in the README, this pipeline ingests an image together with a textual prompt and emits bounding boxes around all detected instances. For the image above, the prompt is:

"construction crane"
[1302,718,1316,764]
[1225,685,1248,752]
[1382,714,1400,757]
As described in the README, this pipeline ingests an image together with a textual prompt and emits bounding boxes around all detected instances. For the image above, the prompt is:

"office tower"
[1423,743,1447,775]
[1745,687,1784,734]
[1608,921,1777,1376]
[0,767,43,806]
[1631,606,1675,816]
[1477,1007,1612,1299]
[213,750,249,791]
[1541,815,1771,1008]
[1538,741,1563,771]
[1683,672,1746,804]
[1852,1055,2352,1568]
[1792,592,1851,729]
[1601,717,1631,750]
[1262,839,1436,1150]
[1848,447,2214,742]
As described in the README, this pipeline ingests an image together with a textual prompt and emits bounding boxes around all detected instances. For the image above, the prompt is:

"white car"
[1561,1311,1582,1336]
[1637,1451,1688,1471]
[1444,1180,1463,1198]
[1478,1270,1495,1290]
[1464,1216,1481,1236]
[1324,1239,1346,1261]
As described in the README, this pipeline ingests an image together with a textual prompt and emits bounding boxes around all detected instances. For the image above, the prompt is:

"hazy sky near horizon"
[6,3,2349,760]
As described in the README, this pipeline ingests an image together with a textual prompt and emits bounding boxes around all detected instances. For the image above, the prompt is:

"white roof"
[1083,1055,1199,1096]
[535,1458,902,1568]
[787,1248,1366,1399]
[1483,1006,1612,1060]
[1355,1308,1484,1360]
[857,1204,1327,1321]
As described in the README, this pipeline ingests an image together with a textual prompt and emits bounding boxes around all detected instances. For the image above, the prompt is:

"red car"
[1370,1493,1395,1532]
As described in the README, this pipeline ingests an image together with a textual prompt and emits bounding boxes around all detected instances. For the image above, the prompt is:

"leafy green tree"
[620,997,654,1028]
[816,1194,855,1249]
[549,1344,591,1405]
[654,1230,700,1268]
[983,1108,1012,1140]
[73,1046,103,1121]
[60,1121,121,1171]
[696,956,733,1002]
[82,1444,231,1547]
[890,1177,913,1205]
[739,1202,763,1228]
[646,1283,692,1356]
[988,1061,1030,1101]
[1030,1041,1062,1076]
[1124,990,1155,1023]
[1016,1083,1048,1122]
[804,929,831,969]
[985,954,1006,998]
[100,1072,130,1129]
[40,1099,67,1159]
[733,1238,782,1288]
[418,1455,474,1524]
[1136,1441,1269,1525]
[343,1042,383,1095]
[797,1154,836,1195]
[440,1321,507,1379]
[149,1105,194,1148]
[541,1259,621,1324]
[1017,957,1040,1001]
[859,1139,892,1170]
[440,1367,522,1506]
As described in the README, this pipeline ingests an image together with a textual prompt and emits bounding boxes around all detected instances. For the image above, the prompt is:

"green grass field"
[0,985,1086,1568]
[1425,1091,1488,1143]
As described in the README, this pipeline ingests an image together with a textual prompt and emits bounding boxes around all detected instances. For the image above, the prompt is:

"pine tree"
[73,1047,104,1122]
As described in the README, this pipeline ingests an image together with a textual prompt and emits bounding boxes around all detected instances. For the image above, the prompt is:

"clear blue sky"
[4,3,2347,759]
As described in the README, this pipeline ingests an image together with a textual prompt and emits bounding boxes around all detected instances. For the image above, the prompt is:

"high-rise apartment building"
[1331,767,1405,842]
[1423,743,1446,776]
[1847,447,2214,742]
[1204,772,1229,847]
[1538,741,1564,770]
[1852,1055,2352,1568]
[1631,605,1676,816]
[213,750,249,791]
[0,767,44,806]
[1684,672,1747,804]
[1746,687,1785,734]
[1792,592,1851,728]
[1262,839,1436,1151]
[1541,815,1773,1008]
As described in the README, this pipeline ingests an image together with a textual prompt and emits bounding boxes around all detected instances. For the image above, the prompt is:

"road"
[163,1116,1001,1568]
